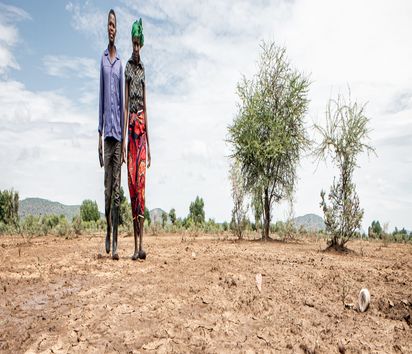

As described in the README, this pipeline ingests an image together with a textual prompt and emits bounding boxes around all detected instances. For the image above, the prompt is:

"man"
[98,9,123,260]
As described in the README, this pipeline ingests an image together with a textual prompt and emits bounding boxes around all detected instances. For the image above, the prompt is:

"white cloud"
[0,3,31,75]
[0,80,94,125]
[0,23,18,45]
[0,0,410,231]
[60,0,412,230]
[0,78,101,207]
[65,1,105,47]
[43,55,98,79]
[0,3,31,21]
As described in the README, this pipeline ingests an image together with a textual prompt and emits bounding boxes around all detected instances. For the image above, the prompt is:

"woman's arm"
[143,84,151,168]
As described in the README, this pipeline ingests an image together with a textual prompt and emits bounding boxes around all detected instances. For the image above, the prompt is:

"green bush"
[82,220,98,230]
[56,217,70,237]
[21,215,42,236]
[39,215,60,235]
[97,218,106,231]
[222,221,229,231]
[72,215,83,235]
[0,189,19,227]
[0,221,12,235]
[204,218,222,234]
[144,207,151,226]
[80,199,100,222]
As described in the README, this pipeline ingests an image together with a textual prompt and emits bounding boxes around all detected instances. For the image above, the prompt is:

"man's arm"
[98,57,104,136]
[119,61,124,142]
[98,57,104,167]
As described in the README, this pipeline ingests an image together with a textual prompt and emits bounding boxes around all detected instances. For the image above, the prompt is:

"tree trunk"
[263,188,270,241]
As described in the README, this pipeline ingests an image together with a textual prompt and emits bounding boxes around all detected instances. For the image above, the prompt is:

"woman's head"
[131,19,144,62]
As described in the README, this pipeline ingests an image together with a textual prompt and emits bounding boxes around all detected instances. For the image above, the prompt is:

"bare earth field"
[0,233,411,353]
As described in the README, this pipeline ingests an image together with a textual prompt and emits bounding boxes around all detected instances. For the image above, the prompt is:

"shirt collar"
[104,46,120,61]
[128,56,143,68]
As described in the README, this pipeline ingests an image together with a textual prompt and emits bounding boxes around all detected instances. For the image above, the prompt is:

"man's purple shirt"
[98,47,124,142]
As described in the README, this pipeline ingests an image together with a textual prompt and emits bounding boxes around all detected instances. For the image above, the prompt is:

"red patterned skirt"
[128,111,146,220]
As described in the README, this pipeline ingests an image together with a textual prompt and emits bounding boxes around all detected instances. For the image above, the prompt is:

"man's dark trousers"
[104,137,121,256]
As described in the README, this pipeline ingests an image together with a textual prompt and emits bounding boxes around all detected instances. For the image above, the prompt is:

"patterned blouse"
[125,57,145,113]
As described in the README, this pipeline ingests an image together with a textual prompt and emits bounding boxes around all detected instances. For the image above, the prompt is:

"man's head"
[107,9,116,46]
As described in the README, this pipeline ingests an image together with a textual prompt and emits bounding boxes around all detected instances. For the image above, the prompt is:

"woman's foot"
[138,250,146,260]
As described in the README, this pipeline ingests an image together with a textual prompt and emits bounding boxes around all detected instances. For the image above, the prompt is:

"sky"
[0,0,411,231]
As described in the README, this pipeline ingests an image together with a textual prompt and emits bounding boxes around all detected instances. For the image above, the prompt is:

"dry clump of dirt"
[0,234,411,353]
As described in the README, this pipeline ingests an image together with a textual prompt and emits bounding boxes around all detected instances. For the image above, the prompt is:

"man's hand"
[98,135,104,167]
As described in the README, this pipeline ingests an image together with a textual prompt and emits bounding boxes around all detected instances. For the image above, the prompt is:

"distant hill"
[19,198,81,221]
[150,208,169,224]
[19,197,168,224]
[292,214,325,231]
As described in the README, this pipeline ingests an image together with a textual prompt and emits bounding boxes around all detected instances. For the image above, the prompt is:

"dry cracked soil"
[0,233,411,353]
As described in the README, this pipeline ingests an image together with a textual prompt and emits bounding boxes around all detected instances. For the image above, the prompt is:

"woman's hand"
[121,143,127,164]
[147,149,151,168]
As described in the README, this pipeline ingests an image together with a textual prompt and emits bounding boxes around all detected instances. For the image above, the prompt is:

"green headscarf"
[131,18,144,47]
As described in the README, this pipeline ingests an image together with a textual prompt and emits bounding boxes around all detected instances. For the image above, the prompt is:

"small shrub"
[222,221,229,231]
[97,218,106,231]
[56,217,70,237]
[149,223,161,236]
[0,221,12,235]
[204,218,222,234]
[72,215,83,235]
[21,215,42,236]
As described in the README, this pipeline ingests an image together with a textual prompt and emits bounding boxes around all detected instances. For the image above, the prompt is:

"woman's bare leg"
[131,218,139,260]
[138,217,146,259]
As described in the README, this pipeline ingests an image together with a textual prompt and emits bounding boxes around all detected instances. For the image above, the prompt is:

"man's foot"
[138,250,146,260]
[111,207,119,259]
[131,252,139,261]
[105,232,111,254]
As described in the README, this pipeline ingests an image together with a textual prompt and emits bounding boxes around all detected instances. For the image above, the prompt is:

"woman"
[123,18,151,260]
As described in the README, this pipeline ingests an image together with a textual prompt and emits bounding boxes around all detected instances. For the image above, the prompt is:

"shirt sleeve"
[98,56,104,135]
[125,62,130,82]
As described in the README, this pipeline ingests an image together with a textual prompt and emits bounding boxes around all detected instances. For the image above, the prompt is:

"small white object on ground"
[255,273,262,292]
[358,288,370,312]
[191,251,196,259]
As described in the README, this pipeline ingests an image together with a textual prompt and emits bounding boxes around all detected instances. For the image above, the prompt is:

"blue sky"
[0,0,411,231]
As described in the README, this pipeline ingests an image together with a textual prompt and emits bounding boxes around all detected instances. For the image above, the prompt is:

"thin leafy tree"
[229,159,248,239]
[169,208,176,225]
[188,196,205,225]
[314,92,375,250]
[228,41,311,240]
